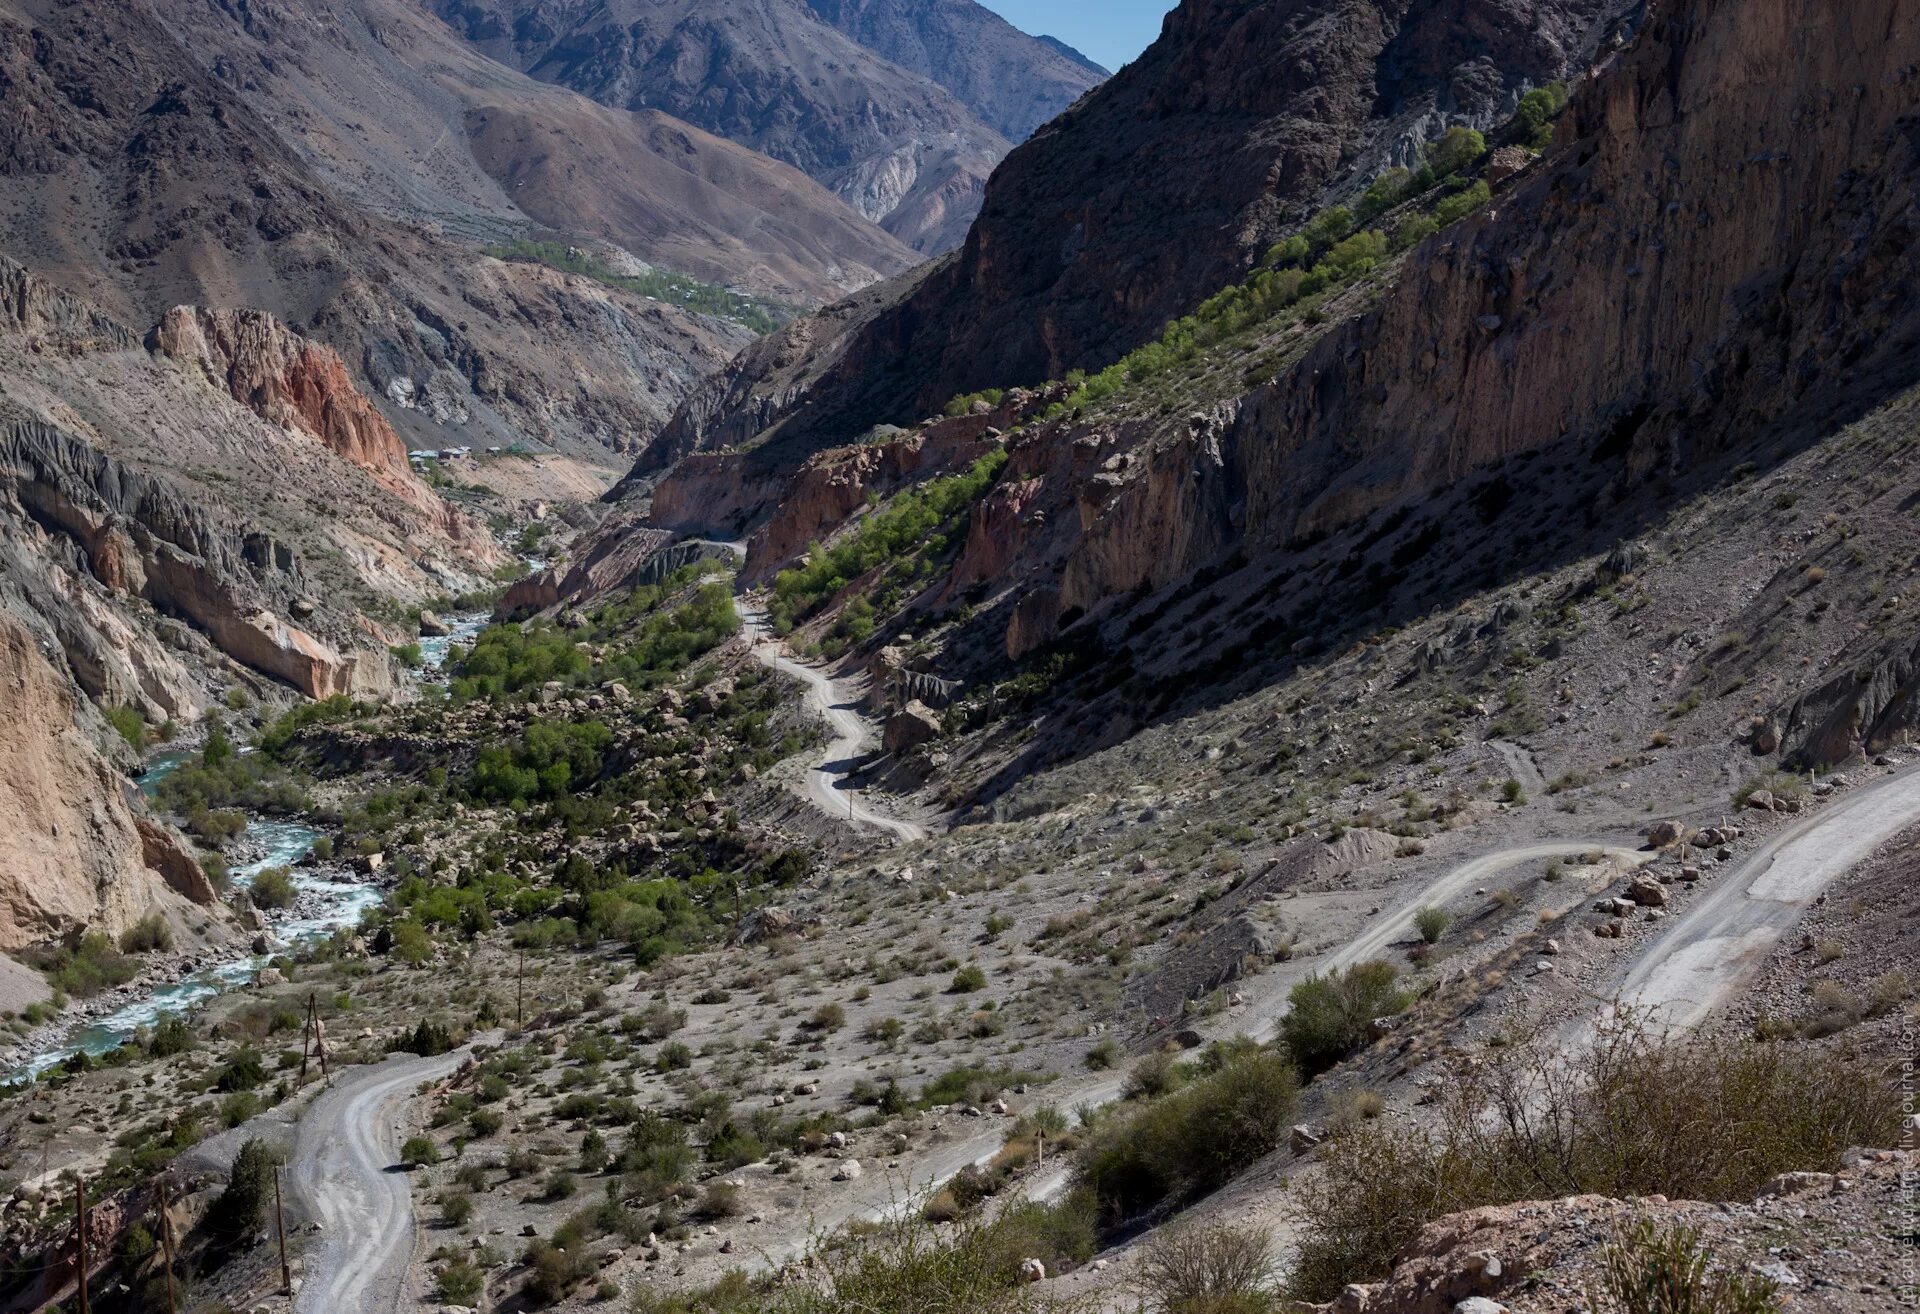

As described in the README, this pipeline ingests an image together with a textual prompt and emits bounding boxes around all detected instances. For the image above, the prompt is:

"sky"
[979,1,1175,74]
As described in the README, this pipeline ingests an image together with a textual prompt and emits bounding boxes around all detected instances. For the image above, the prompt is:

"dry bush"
[1285,1020,1899,1301]
[1136,1223,1275,1314]
[1596,1219,1782,1314]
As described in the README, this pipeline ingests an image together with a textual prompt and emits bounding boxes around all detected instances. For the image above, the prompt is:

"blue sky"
[980,1,1174,74]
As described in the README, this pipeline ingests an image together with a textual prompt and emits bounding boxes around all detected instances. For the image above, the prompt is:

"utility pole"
[516,949,526,1027]
[74,1176,90,1314]
[300,992,313,1083]
[1034,1129,1044,1173]
[274,1166,292,1294]
[156,1177,178,1314]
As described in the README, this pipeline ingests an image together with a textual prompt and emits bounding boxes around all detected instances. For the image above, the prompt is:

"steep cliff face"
[1050,0,1920,634]
[0,611,221,951]
[640,0,1635,478]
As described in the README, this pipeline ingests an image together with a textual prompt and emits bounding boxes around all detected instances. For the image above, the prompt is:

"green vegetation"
[158,720,312,843]
[486,239,790,335]
[119,914,174,954]
[1075,1048,1299,1223]
[1599,1220,1782,1314]
[208,1139,278,1250]
[105,704,146,750]
[943,387,1006,417]
[1413,907,1451,945]
[1042,98,1562,423]
[247,865,297,910]
[1286,1026,1899,1300]
[27,932,139,998]
[451,571,738,702]
[390,641,424,669]
[1278,961,1410,1075]
[472,720,615,803]
[772,450,1009,634]
[1509,83,1570,150]
[1138,1224,1276,1314]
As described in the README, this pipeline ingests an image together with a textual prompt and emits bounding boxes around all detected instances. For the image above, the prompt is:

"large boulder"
[883,701,942,755]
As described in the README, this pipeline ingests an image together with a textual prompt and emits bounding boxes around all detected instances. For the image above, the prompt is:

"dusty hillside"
[0,0,910,462]
[633,0,1635,479]
[419,0,1052,253]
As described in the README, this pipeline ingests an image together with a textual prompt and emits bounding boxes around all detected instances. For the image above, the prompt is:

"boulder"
[883,700,942,755]
[831,1160,863,1182]
[1019,1258,1047,1284]
[1626,877,1668,908]
[1746,788,1776,811]
[418,611,452,638]
[1645,820,1689,848]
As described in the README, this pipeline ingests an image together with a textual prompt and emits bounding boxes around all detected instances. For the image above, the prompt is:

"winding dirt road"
[741,607,927,843]
[764,840,1651,1237]
[1585,764,1920,1033]
[290,1049,470,1314]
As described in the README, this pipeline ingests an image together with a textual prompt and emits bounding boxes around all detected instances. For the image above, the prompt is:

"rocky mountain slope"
[634,0,1635,482]
[418,0,1103,253]
[799,0,1107,141]
[0,0,918,463]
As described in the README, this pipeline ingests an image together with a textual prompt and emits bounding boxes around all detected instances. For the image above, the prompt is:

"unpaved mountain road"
[741,607,927,843]
[1585,762,1920,1034]
[291,1048,471,1314]
[760,840,1653,1239]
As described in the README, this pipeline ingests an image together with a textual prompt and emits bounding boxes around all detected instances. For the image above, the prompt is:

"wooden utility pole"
[300,992,313,1083]
[274,1166,292,1293]
[516,949,526,1026]
[74,1176,90,1314]
[156,1177,178,1314]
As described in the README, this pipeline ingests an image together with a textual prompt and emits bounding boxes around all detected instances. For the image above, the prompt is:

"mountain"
[0,0,918,462]
[417,0,1105,252]
[630,0,1634,486]
[799,0,1108,141]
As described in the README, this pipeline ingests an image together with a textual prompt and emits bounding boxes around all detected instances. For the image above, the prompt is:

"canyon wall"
[0,611,220,950]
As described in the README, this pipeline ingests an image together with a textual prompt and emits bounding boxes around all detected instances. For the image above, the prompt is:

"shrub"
[1413,907,1451,945]
[401,1135,440,1168]
[29,931,138,997]
[1084,1039,1122,1071]
[805,1003,846,1033]
[248,866,298,910]
[748,1202,1094,1313]
[1278,961,1410,1075]
[1598,1219,1781,1314]
[1507,83,1570,149]
[147,1015,194,1057]
[1285,1023,1899,1300]
[437,1257,486,1305]
[1355,168,1416,222]
[442,1191,476,1227]
[949,964,988,993]
[1137,1223,1275,1314]
[105,704,146,749]
[1433,180,1493,226]
[216,1047,267,1092]
[208,1138,278,1249]
[1425,125,1487,178]
[120,914,174,954]
[1075,1051,1299,1222]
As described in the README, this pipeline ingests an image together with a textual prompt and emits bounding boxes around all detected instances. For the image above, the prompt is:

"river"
[3,610,499,1083]
[6,768,378,1083]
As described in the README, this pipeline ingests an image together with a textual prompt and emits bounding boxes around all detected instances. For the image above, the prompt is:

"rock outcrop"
[0,612,223,950]
[956,0,1920,656]
[148,306,501,558]
[0,414,390,699]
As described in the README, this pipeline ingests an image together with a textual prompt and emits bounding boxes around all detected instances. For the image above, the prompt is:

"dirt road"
[741,608,927,843]
[1589,765,1920,1032]
[290,1049,470,1314]
[765,840,1649,1234]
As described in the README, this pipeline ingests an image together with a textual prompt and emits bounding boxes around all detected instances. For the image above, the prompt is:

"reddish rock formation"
[149,307,498,560]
